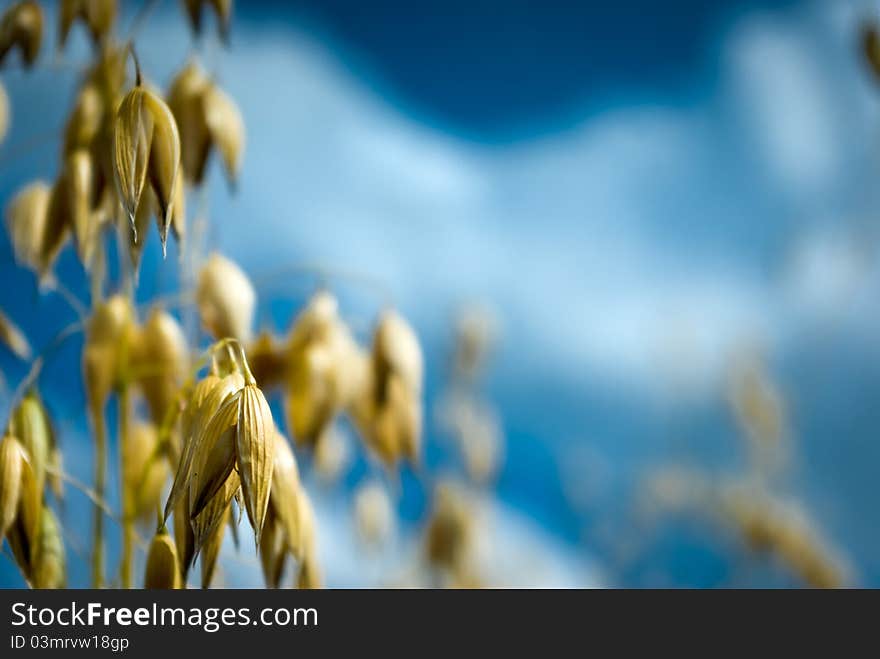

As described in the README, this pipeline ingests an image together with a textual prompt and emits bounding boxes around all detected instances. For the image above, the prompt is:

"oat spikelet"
[59,0,116,49]
[270,432,300,555]
[354,480,393,549]
[113,78,181,254]
[144,526,182,589]
[83,295,134,413]
[200,505,228,588]
[165,371,243,521]
[196,253,255,343]
[123,422,169,522]
[5,180,51,274]
[10,391,52,499]
[188,394,239,518]
[0,308,32,360]
[33,506,65,589]
[0,1,43,68]
[65,148,99,267]
[0,435,25,539]
[236,384,274,546]
[203,82,244,187]
[285,291,359,446]
[131,307,188,425]
[182,0,232,43]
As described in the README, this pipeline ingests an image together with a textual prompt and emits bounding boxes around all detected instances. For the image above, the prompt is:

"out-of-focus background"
[2,0,880,587]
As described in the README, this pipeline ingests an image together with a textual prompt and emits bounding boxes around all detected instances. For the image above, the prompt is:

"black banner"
[0,588,872,655]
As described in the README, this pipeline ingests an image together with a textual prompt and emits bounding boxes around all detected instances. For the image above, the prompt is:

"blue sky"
[2,0,880,587]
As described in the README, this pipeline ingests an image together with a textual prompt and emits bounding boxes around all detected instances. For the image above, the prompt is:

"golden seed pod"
[196,253,256,343]
[64,84,104,153]
[200,505,228,588]
[47,445,63,500]
[354,480,393,549]
[173,498,195,577]
[112,82,181,253]
[313,425,350,485]
[374,310,423,398]
[144,526,183,589]
[285,292,359,446]
[10,391,52,498]
[259,506,286,588]
[203,82,244,186]
[182,0,232,43]
[38,174,73,283]
[270,432,300,556]
[15,444,42,565]
[5,180,51,273]
[33,506,65,589]
[293,488,320,589]
[0,1,43,68]
[0,307,32,360]
[83,294,134,412]
[425,482,473,572]
[165,371,243,521]
[0,79,8,143]
[188,393,238,519]
[236,385,274,545]
[452,305,498,381]
[0,435,25,539]
[351,311,424,467]
[167,60,211,183]
[123,422,169,522]
[64,148,99,267]
[246,330,287,391]
[59,0,117,49]
[191,469,237,554]
[132,307,189,425]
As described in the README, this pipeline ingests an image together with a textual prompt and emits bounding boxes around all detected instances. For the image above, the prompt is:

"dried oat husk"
[7,447,42,575]
[313,424,350,485]
[9,391,52,499]
[123,421,169,522]
[173,497,195,577]
[350,311,423,467]
[202,82,244,187]
[64,84,103,153]
[0,308,32,360]
[38,174,74,283]
[196,253,255,343]
[0,80,8,143]
[191,471,237,557]
[182,0,232,43]
[59,0,116,49]
[285,292,359,447]
[64,148,100,267]
[188,394,238,518]
[113,77,181,253]
[425,482,473,573]
[199,504,228,588]
[164,370,243,521]
[354,480,393,549]
[0,434,25,539]
[259,506,286,588]
[293,489,320,589]
[83,294,134,414]
[131,307,188,425]
[236,383,274,545]
[247,330,287,391]
[0,1,43,68]
[269,432,300,556]
[5,180,51,273]
[167,60,211,182]
[144,526,182,589]
[33,506,65,589]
